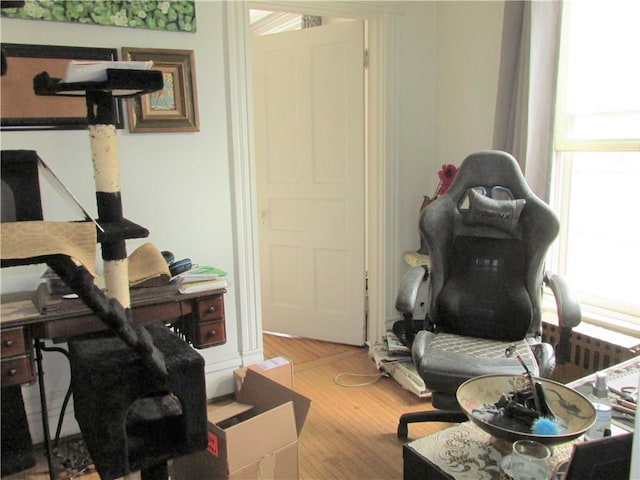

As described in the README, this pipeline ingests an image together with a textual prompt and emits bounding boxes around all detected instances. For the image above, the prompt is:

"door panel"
[253,20,366,345]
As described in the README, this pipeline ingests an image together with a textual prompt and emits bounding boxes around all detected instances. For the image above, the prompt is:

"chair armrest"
[544,272,581,364]
[395,266,427,315]
[544,272,581,329]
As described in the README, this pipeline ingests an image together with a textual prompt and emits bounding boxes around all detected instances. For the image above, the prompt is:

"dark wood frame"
[121,47,199,133]
[0,43,124,131]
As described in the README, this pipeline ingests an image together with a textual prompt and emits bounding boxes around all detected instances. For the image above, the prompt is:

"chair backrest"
[421,151,559,340]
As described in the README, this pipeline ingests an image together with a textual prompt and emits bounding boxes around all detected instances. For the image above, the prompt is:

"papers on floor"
[368,331,431,398]
[59,60,154,83]
[385,330,410,354]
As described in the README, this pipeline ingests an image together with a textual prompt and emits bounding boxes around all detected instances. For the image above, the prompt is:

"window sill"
[542,303,640,351]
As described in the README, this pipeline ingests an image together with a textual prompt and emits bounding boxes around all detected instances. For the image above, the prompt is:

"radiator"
[542,322,640,383]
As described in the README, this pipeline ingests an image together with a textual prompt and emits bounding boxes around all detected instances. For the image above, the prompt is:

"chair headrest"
[461,188,526,235]
[446,150,533,202]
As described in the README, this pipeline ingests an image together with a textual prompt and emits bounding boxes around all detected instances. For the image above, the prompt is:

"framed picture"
[121,47,199,133]
[0,43,124,131]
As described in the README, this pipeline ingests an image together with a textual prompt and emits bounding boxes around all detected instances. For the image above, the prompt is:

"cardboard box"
[171,369,311,479]
[233,356,294,394]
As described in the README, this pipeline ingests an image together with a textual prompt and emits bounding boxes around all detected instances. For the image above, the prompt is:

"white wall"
[1,5,233,298]
[395,0,504,268]
[434,1,504,164]
[396,1,438,259]
[1,0,504,443]
[1,1,245,442]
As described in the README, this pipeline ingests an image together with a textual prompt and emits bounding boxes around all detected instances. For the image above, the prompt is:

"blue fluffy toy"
[531,417,561,435]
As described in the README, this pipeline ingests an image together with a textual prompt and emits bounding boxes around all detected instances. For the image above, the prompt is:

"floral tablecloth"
[407,423,574,480]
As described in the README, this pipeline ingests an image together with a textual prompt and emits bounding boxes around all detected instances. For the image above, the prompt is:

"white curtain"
[492,1,563,202]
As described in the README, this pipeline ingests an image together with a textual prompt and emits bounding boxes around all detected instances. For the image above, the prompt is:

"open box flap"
[237,369,311,437]
[207,401,255,425]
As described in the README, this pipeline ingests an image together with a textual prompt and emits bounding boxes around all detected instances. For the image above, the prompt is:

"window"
[552,1,640,334]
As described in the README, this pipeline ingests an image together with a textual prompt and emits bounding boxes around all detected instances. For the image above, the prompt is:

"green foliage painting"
[1,1,196,32]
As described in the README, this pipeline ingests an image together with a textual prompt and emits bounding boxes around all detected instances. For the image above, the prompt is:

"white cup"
[510,440,551,480]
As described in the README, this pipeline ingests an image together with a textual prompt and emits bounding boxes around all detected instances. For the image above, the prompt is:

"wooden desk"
[1,284,227,478]
[1,284,227,386]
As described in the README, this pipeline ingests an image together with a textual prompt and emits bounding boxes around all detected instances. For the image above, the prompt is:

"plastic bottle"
[586,371,612,439]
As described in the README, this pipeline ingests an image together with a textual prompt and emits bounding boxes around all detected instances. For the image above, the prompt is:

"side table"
[403,423,574,480]
[404,356,639,479]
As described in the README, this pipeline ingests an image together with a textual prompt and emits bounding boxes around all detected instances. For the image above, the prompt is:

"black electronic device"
[169,258,192,277]
[161,250,175,265]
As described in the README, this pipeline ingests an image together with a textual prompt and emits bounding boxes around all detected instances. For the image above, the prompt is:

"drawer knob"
[4,339,14,347]
[8,368,18,377]
[207,330,217,338]
[206,306,216,314]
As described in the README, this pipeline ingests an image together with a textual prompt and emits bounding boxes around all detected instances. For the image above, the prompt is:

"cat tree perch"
[27,67,208,480]
[33,68,166,376]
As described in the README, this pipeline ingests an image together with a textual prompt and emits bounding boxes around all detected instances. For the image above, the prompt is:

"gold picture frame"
[121,47,199,133]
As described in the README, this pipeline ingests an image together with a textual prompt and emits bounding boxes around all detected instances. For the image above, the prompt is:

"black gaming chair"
[396,150,581,440]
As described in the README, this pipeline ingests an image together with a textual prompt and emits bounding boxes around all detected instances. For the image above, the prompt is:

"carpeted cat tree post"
[33,68,208,480]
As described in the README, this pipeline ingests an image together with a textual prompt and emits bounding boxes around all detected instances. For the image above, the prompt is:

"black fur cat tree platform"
[7,67,209,480]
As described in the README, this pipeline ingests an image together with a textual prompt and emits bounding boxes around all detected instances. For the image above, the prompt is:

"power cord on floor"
[333,371,387,387]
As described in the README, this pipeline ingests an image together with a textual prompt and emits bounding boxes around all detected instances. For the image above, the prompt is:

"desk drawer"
[195,320,226,348]
[1,328,28,358]
[1,355,35,385]
[196,295,224,322]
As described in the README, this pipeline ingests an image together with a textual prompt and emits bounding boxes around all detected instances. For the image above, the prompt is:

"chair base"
[397,410,468,440]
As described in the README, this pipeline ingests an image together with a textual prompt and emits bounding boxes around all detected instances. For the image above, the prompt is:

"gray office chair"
[396,151,581,440]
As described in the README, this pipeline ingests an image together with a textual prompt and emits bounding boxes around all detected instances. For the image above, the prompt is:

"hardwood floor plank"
[262,334,442,479]
[263,333,356,368]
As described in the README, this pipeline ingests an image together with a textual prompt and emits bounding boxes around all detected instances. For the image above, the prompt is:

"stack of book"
[174,266,228,294]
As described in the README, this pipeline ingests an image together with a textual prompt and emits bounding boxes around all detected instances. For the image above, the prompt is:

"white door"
[252,20,366,345]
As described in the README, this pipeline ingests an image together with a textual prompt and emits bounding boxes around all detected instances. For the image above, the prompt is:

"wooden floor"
[263,334,444,480]
[3,334,447,480]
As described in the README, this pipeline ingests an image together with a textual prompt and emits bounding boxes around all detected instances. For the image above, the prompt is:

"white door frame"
[224,1,402,363]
